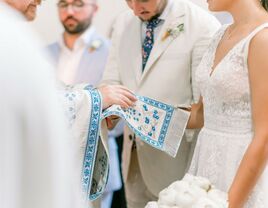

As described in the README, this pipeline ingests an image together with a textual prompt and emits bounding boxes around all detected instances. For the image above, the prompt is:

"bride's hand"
[98,84,137,109]
[186,97,204,129]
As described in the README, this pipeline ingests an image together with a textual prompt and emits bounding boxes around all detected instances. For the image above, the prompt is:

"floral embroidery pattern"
[81,88,103,201]
[62,85,77,127]
[102,95,174,149]
[63,86,181,202]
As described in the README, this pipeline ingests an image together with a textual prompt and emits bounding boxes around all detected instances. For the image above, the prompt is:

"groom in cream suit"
[102,0,220,207]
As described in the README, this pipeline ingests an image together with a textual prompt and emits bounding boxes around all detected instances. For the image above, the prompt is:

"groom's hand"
[98,85,137,109]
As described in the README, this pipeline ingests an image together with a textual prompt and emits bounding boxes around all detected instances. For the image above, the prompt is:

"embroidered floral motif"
[81,88,104,201]
[102,95,174,149]
[62,85,188,202]
[61,85,78,127]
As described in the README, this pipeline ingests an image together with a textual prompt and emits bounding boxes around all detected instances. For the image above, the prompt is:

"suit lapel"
[130,18,143,85]
[141,5,185,82]
[120,17,143,86]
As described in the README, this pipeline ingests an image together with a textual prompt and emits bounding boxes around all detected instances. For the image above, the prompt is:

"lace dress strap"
[243,23,268,57]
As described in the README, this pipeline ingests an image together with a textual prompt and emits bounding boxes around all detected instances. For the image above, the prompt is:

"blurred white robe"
[0,3,110,205]
[0,3,85,208]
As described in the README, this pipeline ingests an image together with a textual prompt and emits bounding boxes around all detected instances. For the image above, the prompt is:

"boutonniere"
[162,23,184,41]
[89,39,103,53]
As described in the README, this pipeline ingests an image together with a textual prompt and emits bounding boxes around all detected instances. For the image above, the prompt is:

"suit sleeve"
[190,15,221,103]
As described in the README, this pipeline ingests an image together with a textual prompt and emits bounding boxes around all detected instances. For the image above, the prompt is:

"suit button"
[129,135,133,141]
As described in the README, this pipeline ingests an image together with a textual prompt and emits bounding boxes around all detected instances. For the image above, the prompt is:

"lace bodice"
[190,23,268,208]
[196,23,268,134]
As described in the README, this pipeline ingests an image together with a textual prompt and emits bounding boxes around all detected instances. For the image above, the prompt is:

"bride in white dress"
[187,0,268,207]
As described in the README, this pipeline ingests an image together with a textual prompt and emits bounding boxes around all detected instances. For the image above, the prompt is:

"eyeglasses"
[57,1,94,12]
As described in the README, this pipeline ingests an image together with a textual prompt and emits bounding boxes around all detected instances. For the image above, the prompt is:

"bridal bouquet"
[145,174,228,208]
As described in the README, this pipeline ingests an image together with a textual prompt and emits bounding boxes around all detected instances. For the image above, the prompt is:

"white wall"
[31,0,231,45]
[30,0,61,44]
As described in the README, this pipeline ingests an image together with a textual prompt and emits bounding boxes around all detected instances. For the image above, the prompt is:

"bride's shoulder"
[247,24,268,75]
[249,25,268,56]
[251,25,268,44]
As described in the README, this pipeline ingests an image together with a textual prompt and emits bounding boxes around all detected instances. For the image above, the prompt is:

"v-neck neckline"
[209,25,246,77]
[209,23,268,77]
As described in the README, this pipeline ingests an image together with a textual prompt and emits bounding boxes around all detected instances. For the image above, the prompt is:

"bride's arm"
[228,29,268,208]
[185,96,204,129]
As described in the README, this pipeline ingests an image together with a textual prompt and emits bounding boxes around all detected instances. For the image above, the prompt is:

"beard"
[63,16,92,34]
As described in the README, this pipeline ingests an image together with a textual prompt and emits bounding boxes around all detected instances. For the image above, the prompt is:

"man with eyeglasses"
[48,0,107,86]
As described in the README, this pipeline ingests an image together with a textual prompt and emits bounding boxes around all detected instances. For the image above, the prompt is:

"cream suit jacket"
[102,0,221,196]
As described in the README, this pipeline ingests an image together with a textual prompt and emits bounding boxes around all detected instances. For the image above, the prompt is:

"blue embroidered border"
[81,88,174,201]
[81,87,102,201]
[102,95,174,149]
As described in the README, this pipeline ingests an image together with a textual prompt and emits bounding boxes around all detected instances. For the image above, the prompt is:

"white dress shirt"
[57,27,95,84]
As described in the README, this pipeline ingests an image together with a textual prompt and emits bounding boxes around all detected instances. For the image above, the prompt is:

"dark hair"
[261,0,268,11]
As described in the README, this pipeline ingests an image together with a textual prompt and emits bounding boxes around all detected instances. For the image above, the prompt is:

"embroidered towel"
[60,84,190,201]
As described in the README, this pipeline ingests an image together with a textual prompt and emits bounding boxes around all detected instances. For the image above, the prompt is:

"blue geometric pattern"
[102,95,174,150]
[71,86,178,202]
[81,88,104,201]
[142,18,161,71]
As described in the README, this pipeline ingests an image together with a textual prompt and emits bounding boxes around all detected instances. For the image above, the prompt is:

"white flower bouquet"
[145,174,228,208]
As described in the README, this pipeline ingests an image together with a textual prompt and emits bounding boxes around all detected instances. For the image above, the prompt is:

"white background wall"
[31,0,231,45]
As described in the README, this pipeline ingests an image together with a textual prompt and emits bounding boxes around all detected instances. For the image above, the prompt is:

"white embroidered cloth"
[59,84,190,201]
[102,95,190,157]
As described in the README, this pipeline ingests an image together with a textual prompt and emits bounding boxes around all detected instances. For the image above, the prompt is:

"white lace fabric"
[189,23,268,208]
